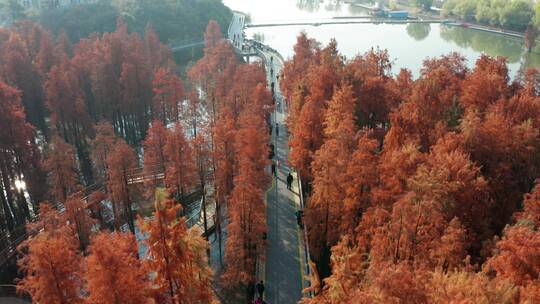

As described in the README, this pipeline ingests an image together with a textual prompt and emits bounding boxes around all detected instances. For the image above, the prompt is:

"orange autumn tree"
[140,197,213,304]
[106,139,137,232]
[43,135,80,203]
[288,39,343,184]
[281,32,318,104]
[223,100,269,294]
[45,58,90,146]
[306,84,357,278]
[90,121,118,181]
[17,231,83,304]
[460,55,509,114]
[487,183,540,302]
[164,122,196,200]
[341,133,379,234]
[85,232,152,304]
[64,192,96,251]
[152,68,185,124]
[143,120,170,199]
[212,108,237,264]
[204,20,222,51]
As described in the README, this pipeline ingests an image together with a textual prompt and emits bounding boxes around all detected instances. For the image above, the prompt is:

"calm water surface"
[224,0,540,77]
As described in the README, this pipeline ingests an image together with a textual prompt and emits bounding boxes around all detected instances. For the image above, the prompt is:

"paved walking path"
[260,49,306,304]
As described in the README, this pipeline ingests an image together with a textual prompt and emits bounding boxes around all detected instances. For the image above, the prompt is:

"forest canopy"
[442,0,535,31]
[282,32,540,303]
[10,0,232,43]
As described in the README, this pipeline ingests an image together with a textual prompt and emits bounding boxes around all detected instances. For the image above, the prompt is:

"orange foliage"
[43,135,80,203]
[17,231,83,304]
[140,199,214,304]
[164,122,196,199]
[152,68,184,123]
[106,139,137,232]
[85,232,152,304]
[143,120,169,198]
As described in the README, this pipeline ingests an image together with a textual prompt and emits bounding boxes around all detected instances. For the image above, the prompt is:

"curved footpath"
[257,46,309,303]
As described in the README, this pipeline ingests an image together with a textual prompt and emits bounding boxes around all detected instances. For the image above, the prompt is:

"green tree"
[499,0,534,31]
[0,0,25,21]
[535,0,540,28]
[411,0,433,10]
[406,23,431,41]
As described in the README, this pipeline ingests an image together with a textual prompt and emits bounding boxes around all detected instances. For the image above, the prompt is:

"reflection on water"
[440,25,523,64]
[295,0,349,13]
[406,23,431,41]
[296,0,321,12]
[224,0,540,76]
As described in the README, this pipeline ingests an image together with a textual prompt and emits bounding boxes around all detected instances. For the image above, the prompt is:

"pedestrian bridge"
[169,38,205,52]
[0,164,213,270]
[246,18,452,28]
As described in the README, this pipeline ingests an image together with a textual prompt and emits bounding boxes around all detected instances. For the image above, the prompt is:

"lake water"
[223,0,540,78]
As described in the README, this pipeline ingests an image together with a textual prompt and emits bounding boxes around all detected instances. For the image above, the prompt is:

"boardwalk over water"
[246,18,452,28]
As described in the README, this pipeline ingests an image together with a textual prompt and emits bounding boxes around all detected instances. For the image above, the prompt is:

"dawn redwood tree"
[17,231,83,304]
[204,20,222,53]
[106,140,137,232]
[143,120,170,199]
[45,59,90,145]
[34,27,59,76]
[28,202,65,234]
[344,49,399,128]
[341,133,379,234]
[288,97,325,184]
[222,158,266,296]
[82,17,166,144]
[144,24,173,70]
[305,84,357,277]
[461,109,540,234]
[164,122,196,200]
[46,59,93,183]
[460,55,509,114]
[64,192,96,252]
[0,31,47,133]
[85,232,152,304]
[212,108,237,262]
[223,101,269,296]
[383,54,467,151]
[87,190,107,227]
[228,64,268,120]
[140,198,214,304]
[90,121,117,181]
[192,131,212,237]
[487,184,540,302]
[281,32,318,103]
[43,135,80,204]
[189,39,238,123]
[288,41,345,186]
[0,80,43,229]
[152,68,185,124]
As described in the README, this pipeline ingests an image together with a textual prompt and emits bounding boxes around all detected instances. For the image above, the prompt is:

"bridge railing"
[0,163,168,267]
[0,285,30,302]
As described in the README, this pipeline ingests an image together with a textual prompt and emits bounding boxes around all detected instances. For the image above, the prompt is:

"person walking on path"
[256,280,265,299]
[271,162,276,176]
[275,123,279,137]
[287,172,293,190]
